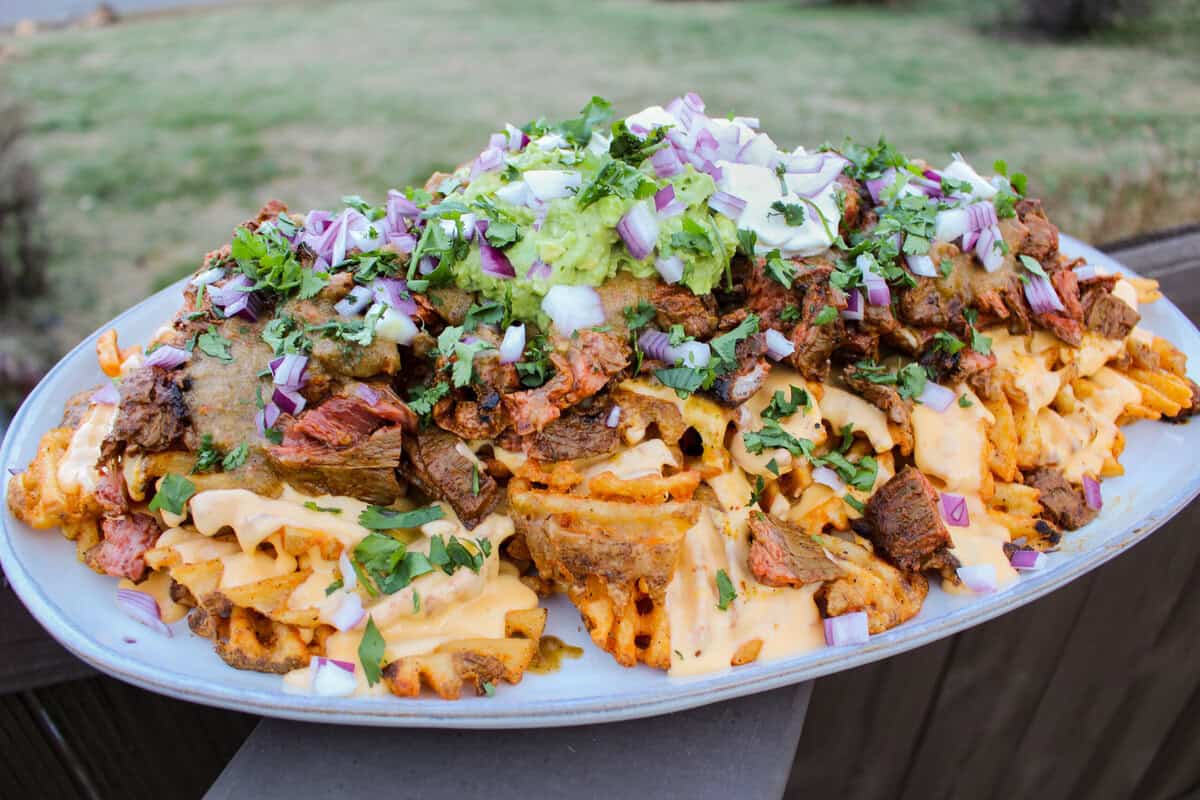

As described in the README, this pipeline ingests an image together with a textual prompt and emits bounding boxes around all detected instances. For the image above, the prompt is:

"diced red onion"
[812,466,846,494]
[542,285,605,335]
[939,492,970,527]
[708,191,747,220]
[478,235,516,279]
[975,225,1005,272]
[935,208,969,243]
[956,564,998,593]
[221,291,263,322]
[764,328,795,361]
[90,382,120,405]
[732,116,760,129]
[917,381,956,412]
[144,345,191,370]
[386,190,421,220]
[866,168,896,206]
[418,256,437,275]
[375,307,419,346]
[823,612,869,646]
[355,384,380,406]
[650,146,684,178]
[338,551,357,591]
[270,353,308,389]
[471,145,505,179]
[1023,272,1065,314]
[255,402,281,437]
[335,285,374,316]
[606,405,621,428]
[499,324,526,364]
[116,589,172,637]
[655,255,684,284]
[372,278,417,315]
[617,202,659,261]
[505,122,528,152]
[191,267,225,287]
[526,259,552,280]
[331,592,365,632]
[840,289,865,322]
[965,201,998,231]
[1073,264,1098,282]
[906,254,938,278]
[388,232,416,254]
[858,254,891,306]
[524,170,581,202]
[654,185,676,212]
[311,657,358,697]
[273,386,307,417]
[1010,549,1044,570]
[638,329,711,368]
[1082,474,1102,511]
[488,132,507,151]
[305,209,333,235]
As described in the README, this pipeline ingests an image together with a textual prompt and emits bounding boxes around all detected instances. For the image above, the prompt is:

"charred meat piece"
[920,344,997,386]
[711,333,772,407]
[747,511,844,588]
[101,367,191,460]
[1024,467,1097,530]
[741,256,796,331]
[268,386,415,504]
[403,429,501,529]
[836,174,869,235]
[859,466,956,572]
[842,364,912,430]
[652,283,719,340]
[1082,287,1140,340]
[1015,198,1059,261]
[897,278,949,328]
[95,467,129,517]
[786,280,844,381]
[502,329,629,435]
[1051,268,1084,322]
[86,513,162,581]
[521,408,620,462]
[434,346,519,440]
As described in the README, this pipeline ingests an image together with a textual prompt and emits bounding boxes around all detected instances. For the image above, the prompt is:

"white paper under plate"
[3,235,1199,728]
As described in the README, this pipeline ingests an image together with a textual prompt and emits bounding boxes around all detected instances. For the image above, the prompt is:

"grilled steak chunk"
[711,332,772,407]
[521,408,620,462]
[652,283,719,340]
[403,429,500,529]
[1024,467,1097,530]
[1082,288,1140,340]
[86,513,161,581]
[1015,198,1059,261]
[786,278,844,381]
[860,466,956,571]
[268,386,415,504]
[101,367,190,459]
[747,511,844,588]
[897,278,949,328]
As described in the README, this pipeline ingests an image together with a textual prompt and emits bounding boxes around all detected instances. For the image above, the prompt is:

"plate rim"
[3,234,1199,728]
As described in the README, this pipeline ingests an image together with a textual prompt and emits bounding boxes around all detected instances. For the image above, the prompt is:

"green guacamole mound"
[446,144,737,321]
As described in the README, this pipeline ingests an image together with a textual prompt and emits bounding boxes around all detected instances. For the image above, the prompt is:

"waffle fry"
[381,609,545,699]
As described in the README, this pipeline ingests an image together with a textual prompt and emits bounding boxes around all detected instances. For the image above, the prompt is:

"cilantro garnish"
[464,299,506,331]
[359,616,385,687]
[359,504,445,531]
[743,419,814,457]
[222,442,249,471]
[709,313,760,375]
[552,95,614,148]
[428,534,493,576]
[762,386,809,420]
[813,305,839,326]
[958,394,974,408]
[408,381,450,419]
[192,434,224,473]
[780,305,802,323]
[324,579,343,596]
[963,309,993,355]
[843,494,866,513]
[764,249,797,289]
[654,366,707,399]
[304,501,341,514]
[148,473,196,516]
[352,532,436,595]
[749,475,766,506]
[515,335,554,388]
[669,216,715,256]
[623,299,657,331]
[1019,254,1048,279]
[197,326,233,363]
[609,120,669,165]
[262,315,310,356]
[932,331,965,355]
[576,160,655,209]
[716,569,737,611]
[769,201,806,226]
[737,228,758,257]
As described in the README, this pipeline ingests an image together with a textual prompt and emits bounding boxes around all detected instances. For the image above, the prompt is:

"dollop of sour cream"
[716,152,843,258]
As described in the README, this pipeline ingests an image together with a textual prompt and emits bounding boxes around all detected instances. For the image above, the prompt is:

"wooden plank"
[0,573,94,692]
[0,692,85,799]
[785,638,954,798]
[894,574,1095,800]
[1132,679,1200,799]
[31,676,258,800]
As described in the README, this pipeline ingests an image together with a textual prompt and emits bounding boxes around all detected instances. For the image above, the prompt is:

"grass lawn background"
[2,0,1198,361]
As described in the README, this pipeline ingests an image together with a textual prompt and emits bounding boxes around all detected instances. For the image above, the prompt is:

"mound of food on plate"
[8,94,1198,699]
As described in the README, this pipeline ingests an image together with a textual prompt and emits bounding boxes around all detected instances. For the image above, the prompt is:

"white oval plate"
[3,236,1199,728]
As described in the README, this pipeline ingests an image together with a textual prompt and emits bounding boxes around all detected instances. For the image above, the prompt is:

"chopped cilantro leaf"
[1019,254,1048,279]
[813,305,838,326]
[932,331,965,354]
[737,228,758,257]
[669,216,715,256]
[716,569,737,611]
[464,299,505,331]
[769,201,806,226]
[408,381,450,419]
[576,160,654,209]
[554,95,614,148]
[148,473,196,516]
[324,579,343,596]
[654,366,707,398]
[359,616,385,687]
[623,299,656,331]
[743,419,814,457]
[192,434,223,474]
[197,326,233,363]
[359,504,445,531]
[749,475,766,506]
[780,305,802,324]
[608,120,669,165]
[764,250,797,289]
[958,394,974,408]
[304,501,342,514]
[843,494,866,513]
[710,313,760,375]
[763,386,809,420]
[222,442,249,471]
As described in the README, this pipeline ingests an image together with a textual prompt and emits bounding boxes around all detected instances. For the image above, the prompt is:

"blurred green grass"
[2,0,1198,357]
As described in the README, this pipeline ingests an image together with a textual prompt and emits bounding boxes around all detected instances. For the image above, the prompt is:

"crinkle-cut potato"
[986,482,1051,546]
[984,393,1020,483]
[6,428,96,530]
[574,575,671,669]
[209,606,312,674]
[586,469,702,503]
[814,534,928,634]
[382,608,546,699]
